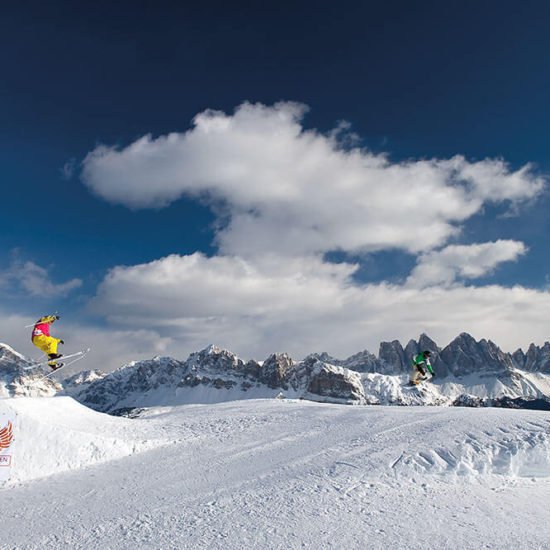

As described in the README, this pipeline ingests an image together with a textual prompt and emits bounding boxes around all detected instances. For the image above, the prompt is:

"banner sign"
[0,410,15,483]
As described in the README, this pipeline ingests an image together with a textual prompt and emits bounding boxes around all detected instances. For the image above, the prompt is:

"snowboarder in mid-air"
[31,315,64,370]
[409,350,435,386]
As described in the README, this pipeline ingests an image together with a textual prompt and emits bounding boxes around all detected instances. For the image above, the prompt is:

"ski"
[36,351,90,381]
[23,348,91,371]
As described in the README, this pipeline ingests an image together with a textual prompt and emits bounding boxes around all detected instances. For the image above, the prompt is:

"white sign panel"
[0,411,15,483]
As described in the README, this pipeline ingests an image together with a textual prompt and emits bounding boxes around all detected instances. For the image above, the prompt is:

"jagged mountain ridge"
[72,333,550,412]
[2,332,550,409]
[74,345,366,412]
[312,331,549,376]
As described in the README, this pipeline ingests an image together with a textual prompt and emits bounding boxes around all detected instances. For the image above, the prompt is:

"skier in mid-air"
[31,315,64,370]
[409,350,435,386]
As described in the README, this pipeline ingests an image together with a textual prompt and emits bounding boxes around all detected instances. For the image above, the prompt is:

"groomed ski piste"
[2,397,550,549]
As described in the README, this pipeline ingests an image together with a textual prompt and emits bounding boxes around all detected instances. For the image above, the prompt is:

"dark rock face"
[522,342,550,373]
[306,352,338,364]
[378,341,406,374]
[337,350,380,373]
[186,345,247,373]
[437,333,515,378]
[453,394,550,411]
[259,353,295,389]
[452,395,487,408]
[512,348,526,369]
[305,362,365,402]
[404,339,419,363]
[417,334,439,355]
[244,360,262,380]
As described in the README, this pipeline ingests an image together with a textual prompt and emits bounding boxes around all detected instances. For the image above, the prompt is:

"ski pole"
[24,312,60,328]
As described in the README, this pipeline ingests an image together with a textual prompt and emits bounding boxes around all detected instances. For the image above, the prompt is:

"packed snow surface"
[3,397,163,483]
[1,397,550,549]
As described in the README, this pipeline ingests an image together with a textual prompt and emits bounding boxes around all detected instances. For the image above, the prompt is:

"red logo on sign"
[0,421,14,450]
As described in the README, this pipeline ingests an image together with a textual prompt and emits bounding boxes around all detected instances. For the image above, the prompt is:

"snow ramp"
[0,397,163,484]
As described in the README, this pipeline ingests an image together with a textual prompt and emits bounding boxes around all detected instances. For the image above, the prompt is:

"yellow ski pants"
[32,335,61,356]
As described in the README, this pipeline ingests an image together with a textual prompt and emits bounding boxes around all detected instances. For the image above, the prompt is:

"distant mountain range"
[2,333,550,411]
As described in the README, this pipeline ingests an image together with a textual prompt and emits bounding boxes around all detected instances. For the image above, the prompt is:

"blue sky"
[2,1,550,368]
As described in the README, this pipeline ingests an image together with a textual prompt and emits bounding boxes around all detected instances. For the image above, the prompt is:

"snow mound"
[392,425,550,479]
[2,397,165,484]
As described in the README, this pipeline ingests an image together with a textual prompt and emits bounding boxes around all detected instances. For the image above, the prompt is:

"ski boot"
[47,353,64,370]
[49,362,65,371]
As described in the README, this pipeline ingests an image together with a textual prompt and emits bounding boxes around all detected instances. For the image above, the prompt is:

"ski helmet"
[422,350,431,357]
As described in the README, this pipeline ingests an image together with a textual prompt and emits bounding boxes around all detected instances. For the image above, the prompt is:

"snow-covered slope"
[2,397,165,483]
[1,398,550,549]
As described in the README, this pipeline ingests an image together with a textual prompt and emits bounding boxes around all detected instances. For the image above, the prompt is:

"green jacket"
[412,353,434,374]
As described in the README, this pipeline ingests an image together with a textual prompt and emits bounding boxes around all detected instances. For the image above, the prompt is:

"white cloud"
[406,240,528,289]
[0,257,82,298]
[90,253,356,324]
[78,102,550,360]
[89,252,550,357]
[81,102,544,258]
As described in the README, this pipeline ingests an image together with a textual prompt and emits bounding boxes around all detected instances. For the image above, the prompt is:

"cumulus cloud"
[406,240,528,289]
[81,102,544,258]
[89,253,358,328]
[79,102,550,359]
[89,252,550,357]
[0,256,82,298]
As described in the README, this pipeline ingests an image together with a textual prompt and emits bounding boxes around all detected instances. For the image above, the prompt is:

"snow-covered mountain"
[70,335,550,413]
[3,332,550,411]
[74,345,366,413]
[62,369,107,397]
[0,343,60,398]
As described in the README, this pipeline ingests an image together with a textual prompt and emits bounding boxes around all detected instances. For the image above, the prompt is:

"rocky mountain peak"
[302,360,366,404]
[523,341,550,373]
[0,343,59,397]
[187,345,245,372]
[259,353,295,389]
[378,340,406,373]
[418,333,440,353]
